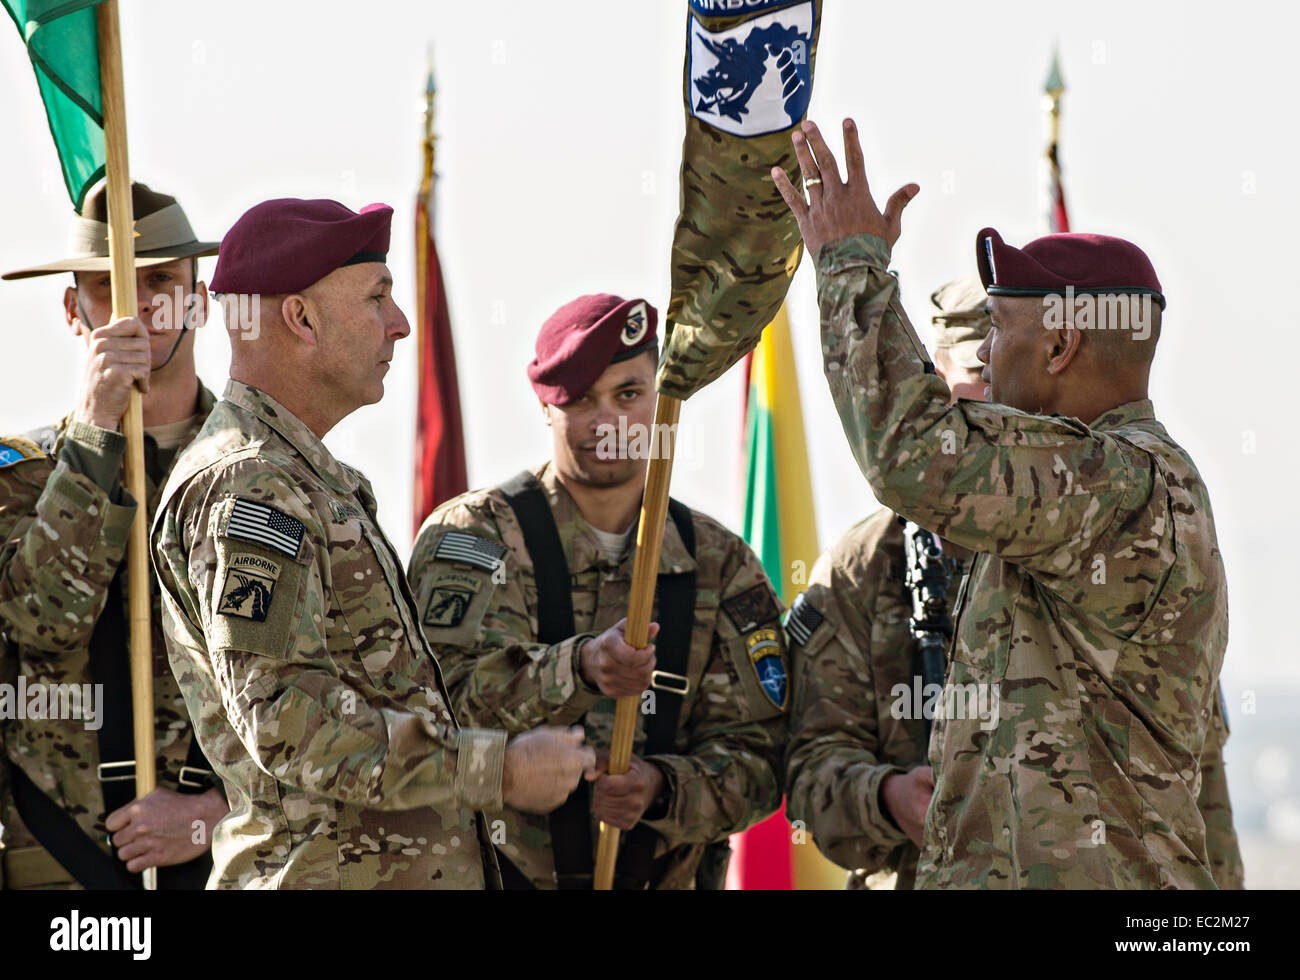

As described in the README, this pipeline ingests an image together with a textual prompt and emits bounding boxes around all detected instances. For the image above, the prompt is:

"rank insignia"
[746,627,787,709]
[218,553,282,622]
[722,584,780,633]
[423,572,482,628]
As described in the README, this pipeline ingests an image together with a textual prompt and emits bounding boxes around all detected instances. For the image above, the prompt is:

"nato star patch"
[746,627,787,709]
[218,553,282,622]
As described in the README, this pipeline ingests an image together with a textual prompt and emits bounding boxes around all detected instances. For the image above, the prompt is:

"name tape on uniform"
[434,530,505,573]
[225,498,305,559]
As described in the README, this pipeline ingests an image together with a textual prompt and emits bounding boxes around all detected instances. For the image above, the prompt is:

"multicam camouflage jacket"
[151,380,504,889]
[817,234,1231,889]
[0,388,216,877]
[784,508,1243,890]
[408,462,787,889]
[784,508,966,889]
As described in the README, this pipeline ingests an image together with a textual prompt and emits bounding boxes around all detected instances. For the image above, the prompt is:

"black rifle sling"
[499,471,586,889]
[613,496,695,890]
[498,472,697,890]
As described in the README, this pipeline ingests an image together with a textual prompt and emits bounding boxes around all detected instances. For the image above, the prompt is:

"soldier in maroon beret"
[774,118,1231,890]
[410,292,787,890]
[151,199,596,889]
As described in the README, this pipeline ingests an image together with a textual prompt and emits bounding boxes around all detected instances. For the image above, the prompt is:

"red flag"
[412,67,468,536]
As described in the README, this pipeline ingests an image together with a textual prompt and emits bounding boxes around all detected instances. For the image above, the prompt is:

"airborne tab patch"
[218,553,282,622]
[746,627,787,709]
[784,592,825,647]
[435,530,505,573]
[722,584,780,633]
[226,498,305,559]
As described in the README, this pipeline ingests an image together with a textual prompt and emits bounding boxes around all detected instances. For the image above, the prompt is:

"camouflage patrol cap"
[528,294,658,405]
[930,278,991,370]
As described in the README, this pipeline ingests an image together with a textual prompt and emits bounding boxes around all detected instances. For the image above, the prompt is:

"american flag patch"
[784,592,824,647]
[434,531,505,573]
[226,498,306,559]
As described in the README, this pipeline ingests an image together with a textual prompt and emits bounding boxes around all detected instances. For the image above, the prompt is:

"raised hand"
[771,118,920,259]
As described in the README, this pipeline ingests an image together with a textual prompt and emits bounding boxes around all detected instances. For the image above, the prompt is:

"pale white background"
[1,0,1296,885]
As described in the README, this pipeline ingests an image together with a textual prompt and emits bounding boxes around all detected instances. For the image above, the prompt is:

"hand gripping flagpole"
[95,0,157,892]
[593,393,681,890]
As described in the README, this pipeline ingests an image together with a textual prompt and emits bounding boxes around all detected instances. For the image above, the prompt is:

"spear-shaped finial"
[1044,47,1065,100]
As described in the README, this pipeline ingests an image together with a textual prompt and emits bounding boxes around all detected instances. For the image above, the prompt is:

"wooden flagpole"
[593,393,681,890]
[95,0,157,891]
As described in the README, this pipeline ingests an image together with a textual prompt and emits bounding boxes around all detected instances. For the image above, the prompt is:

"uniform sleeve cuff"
[61,420,127,494]
[454,728,507,811]
[863,764,911,847]
[815,234,892,277]
[637,755,689,844]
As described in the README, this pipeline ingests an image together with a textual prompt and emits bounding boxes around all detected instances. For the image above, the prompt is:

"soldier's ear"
[281,294,318,346]
[64,282,87,336]
[540,400,552,426]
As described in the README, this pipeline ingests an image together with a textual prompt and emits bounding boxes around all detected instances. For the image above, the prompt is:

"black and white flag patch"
[784,592,825,647]
[434,530,505,573]
[226,498,305,559]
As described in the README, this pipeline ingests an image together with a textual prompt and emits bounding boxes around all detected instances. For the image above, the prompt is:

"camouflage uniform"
[785,509,967,889]
[408,461,787,889]
[817,234,1229,889]
[151,380,504,889]
[0,389,217,889]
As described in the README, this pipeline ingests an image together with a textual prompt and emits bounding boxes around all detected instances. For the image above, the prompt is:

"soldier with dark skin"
[409,295,787,889]
[0,182,227,889]
[785,280,1244,889]
[775,119,1232,888]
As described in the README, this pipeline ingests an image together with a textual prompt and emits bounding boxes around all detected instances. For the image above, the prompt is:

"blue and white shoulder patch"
[225,498,306,559]
[784,591,825,647]
[435,530,506,573]
[687,0,815,138]
[0,436,45,469]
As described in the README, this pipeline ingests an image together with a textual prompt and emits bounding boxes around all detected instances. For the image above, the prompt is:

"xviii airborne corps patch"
[423,572,482,629]
[219,553,281,622]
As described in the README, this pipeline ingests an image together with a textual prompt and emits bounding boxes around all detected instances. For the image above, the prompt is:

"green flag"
[3,0,105,210]
[658,0,822,400]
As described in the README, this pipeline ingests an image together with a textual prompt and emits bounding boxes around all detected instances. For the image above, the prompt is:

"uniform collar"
[223,380,359,494]
[52,380,218,457]
[534,460,696,576]
[1089,398,1156,432]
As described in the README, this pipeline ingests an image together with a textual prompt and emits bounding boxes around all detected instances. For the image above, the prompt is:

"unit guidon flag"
[657,0,822,400]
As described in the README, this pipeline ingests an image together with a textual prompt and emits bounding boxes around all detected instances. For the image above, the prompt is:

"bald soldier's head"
[974,228,1164,421]
[211,198,408,437]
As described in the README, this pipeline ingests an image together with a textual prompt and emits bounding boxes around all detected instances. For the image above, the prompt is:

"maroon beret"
[209,198,393,294]
[527,294,658,405]
[976,226,1165,310]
